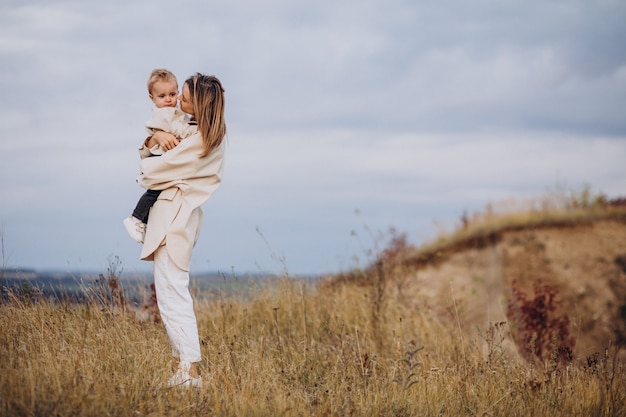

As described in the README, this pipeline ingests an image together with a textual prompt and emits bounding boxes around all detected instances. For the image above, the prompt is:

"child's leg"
[132,190,162,223]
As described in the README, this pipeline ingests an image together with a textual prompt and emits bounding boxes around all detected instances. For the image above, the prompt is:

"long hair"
[186,74,226,157]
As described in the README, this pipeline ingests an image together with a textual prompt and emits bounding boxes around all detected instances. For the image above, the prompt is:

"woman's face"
[179,83,194,116]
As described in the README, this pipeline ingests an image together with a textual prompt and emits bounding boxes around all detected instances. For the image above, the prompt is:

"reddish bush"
[507,280,575,364]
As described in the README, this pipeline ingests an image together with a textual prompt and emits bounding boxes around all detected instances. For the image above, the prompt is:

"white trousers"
[153,245,201,363]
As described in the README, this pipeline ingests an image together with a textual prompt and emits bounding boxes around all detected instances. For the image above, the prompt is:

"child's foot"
[123,216,145,243]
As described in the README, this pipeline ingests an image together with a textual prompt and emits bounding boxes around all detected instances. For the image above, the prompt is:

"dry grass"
[401,192,626,270]
[3,190,625,416]
[2,272,625,417]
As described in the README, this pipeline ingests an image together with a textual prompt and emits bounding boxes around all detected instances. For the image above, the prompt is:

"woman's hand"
[148,131,180,151]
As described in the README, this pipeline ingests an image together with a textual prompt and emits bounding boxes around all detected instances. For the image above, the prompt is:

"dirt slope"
[396,219,626,361]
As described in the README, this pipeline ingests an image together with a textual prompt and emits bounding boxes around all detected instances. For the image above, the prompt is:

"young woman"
[136,73,227,388]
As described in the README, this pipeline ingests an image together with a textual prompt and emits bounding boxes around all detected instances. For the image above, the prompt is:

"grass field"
[1,272,624,417]
[2,191,625,416]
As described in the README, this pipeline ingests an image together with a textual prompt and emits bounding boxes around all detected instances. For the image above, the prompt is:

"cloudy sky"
[1,0,625,277]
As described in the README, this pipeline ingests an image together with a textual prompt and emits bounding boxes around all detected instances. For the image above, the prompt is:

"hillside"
[329,204,626,362]
[3,200,626,416]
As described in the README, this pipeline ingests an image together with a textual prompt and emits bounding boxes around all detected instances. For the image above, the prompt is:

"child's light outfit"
[124,107,197,243]
[144,107,197,156]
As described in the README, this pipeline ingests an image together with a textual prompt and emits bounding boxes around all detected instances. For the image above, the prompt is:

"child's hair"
[147,69,178,94]
[185,73,226,158]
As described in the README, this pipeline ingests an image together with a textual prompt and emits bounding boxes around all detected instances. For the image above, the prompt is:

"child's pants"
[153,245,201,363]
[133,189,161,223]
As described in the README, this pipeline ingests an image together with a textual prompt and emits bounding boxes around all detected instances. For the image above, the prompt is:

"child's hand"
[151,131,180,151]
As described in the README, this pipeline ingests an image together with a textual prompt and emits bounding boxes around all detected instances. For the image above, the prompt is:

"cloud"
[0,0,624,275]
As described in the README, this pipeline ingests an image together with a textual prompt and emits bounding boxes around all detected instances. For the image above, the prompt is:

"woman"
[137,73,226,388]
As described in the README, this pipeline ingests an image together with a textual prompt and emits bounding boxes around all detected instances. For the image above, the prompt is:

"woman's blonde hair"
[186,73,226,157]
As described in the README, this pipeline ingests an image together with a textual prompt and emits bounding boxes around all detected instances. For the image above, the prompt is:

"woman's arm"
[137,133,224,192]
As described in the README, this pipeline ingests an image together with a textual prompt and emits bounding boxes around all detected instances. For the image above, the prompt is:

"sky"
[0,0,625,277]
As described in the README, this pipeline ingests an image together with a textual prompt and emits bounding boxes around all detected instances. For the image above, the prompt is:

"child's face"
[149,80,178,108]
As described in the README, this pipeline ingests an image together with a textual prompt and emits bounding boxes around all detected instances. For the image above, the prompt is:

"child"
[123,69,197,243]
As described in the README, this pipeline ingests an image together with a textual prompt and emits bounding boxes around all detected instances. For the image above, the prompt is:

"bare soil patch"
[397,218,626,360]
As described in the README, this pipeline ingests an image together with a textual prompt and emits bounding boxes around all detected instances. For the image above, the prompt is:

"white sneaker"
[168,363,202,389]
[123,216,145,243]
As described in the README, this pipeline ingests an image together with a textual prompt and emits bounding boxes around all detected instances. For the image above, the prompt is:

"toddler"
[123,69,197,243]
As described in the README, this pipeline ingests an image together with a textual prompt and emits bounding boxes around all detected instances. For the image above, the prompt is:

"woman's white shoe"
[167,363,202,389]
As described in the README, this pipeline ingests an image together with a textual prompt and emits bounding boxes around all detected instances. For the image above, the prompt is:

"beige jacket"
[136,133,225,271]
[145,107,198,156]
